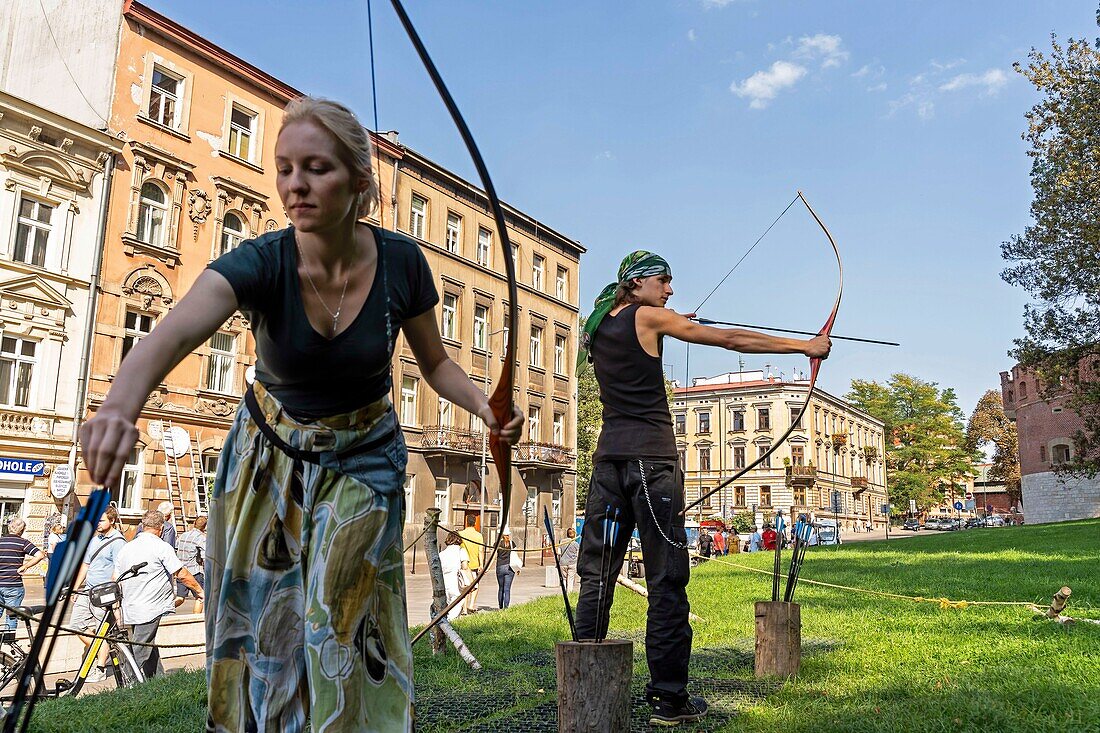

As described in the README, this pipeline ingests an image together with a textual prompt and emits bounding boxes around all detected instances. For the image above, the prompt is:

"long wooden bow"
[386,0,519,645]
[682,191,842,515]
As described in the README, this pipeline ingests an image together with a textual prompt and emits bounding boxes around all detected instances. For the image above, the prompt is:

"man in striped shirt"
[0,518,44,631]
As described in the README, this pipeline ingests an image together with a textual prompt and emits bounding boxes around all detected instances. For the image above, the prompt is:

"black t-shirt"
[208,224,438,418]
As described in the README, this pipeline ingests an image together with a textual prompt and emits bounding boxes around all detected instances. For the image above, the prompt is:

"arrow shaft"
[694,318,899,347]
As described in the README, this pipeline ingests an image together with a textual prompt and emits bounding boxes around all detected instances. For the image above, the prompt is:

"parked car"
[943,518,963,531]
[923,517,943,530]
[965,517,985,529]
[984,515,1006,527]
[902,519,921,531]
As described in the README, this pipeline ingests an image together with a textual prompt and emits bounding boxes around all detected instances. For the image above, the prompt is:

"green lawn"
[23,519,1100,732]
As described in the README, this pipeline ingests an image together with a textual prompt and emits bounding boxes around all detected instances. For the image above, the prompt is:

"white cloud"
[594,150,614,161]
[687,29,697,42]
[794,33,848,68]
[731,60,808,109]
[866,82,887,93]
[852,63,885,79]
[939,68,1009,95]
[702,0,739,8]
[930,58,966,71]
[888,92,935,120]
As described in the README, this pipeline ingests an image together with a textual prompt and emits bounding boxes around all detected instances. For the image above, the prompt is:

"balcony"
[0,410,56,437]
[785,464,817,487]
[419,425,481,459]
[851,476,868,489]
[514,441,572,466]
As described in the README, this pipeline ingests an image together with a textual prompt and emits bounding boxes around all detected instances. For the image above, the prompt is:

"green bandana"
[578,250,672,372]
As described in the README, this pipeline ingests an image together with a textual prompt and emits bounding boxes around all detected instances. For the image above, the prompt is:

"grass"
[22,519,1100,732]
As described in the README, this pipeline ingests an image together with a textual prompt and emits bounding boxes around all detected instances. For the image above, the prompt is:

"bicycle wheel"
[0,650,43,694]
[107,641,144,688]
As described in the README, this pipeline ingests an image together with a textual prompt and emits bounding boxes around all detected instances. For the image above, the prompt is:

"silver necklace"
[296,236,352,337]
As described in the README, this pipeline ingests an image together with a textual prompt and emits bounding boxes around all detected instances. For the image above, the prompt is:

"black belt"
[244,386,396,466]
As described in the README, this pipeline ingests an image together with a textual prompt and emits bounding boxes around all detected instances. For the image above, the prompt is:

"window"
[1018,381,1028,399]
[438,398,453,427]
[674,414,686,435]
[218,212,245,258]
[511,244,519,268]
[404,476,415,523]
[552,492,562,525]
[698,412,710,433]
[732,410,745,431]
[201,451,219,491]
[758,442,771,467]
[791,445,804,466]
[205,332,236,393]
[678,450,686,470]
[556,266,568,300]
[1040,445,1047,462]
[121,311,155,363]
[445,212,462,253]
[434,478,450,518]
[528,405,541,441]
[441,293,458,340]
[473,305,488,350]
[13,198,52,267]
[699,447,711,472]
[529,325,543,367]
[116,445,144,510]
[137,182,168,247]
[554,334,567,375]
[0,337,35,407]
[758,408,771,431]
[760,485,772,507]
[794,485,807,505]
[148,67,181,128]
[734,486,746,507]
[733,446,746,469]
[410,193,427,239]
[532,254,545,290]
[525,487,537,521]
[400,375,419,424]
[1052,444,1071,464]
[227,105,256,161]
[790,406,803,428]
[476,228,491,266]
[553,412,565,445]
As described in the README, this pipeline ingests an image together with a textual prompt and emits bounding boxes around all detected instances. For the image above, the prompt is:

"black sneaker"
[648,695,708,726]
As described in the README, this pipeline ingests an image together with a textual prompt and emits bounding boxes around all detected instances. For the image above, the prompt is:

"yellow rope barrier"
[696,553,1035,610]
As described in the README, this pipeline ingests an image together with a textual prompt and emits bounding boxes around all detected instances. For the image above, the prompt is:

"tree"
[575,322,601,508]
[965,390,1022,509]
[847,374,978,514]
[1001,11,1100,477]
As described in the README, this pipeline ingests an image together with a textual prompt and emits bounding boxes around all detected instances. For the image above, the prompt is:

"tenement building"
[2,1,583,546]
[1000,364,1100,524]
[673,370,888,531]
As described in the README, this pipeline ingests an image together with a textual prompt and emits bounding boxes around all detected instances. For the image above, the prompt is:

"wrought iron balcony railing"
[514,441,572,465]
[419,425,481,452]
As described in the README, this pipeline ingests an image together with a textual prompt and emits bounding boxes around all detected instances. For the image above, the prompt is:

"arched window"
[137,182,168,246]
[219,212,245,257]
[1052,444,1071,464]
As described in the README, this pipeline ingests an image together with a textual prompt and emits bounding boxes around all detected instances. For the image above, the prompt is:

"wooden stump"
[555,640,632,733]
[754,601,801,678]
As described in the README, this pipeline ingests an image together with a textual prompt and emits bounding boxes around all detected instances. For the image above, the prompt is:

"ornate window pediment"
[121,266,173,310]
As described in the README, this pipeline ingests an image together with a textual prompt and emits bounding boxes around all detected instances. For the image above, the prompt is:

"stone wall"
[1021,471,1100,525]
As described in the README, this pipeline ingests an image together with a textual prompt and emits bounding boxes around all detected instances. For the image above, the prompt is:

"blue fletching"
[45,488,111,603]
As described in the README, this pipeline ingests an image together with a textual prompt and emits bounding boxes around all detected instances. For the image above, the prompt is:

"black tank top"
[592,304,677,460]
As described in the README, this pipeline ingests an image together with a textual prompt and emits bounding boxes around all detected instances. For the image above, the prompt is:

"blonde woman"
[80,96,522,732]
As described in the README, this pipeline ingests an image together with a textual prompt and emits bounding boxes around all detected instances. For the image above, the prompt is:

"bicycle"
[62,562,147,695]
[0,611,46,699]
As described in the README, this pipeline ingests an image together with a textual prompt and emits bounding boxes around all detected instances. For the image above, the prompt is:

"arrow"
[692,318,899,347]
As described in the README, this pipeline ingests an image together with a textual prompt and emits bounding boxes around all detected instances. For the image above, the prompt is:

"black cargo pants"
[574,459,692,701]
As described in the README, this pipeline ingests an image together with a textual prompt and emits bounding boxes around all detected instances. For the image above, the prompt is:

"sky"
[145,0,1098,417]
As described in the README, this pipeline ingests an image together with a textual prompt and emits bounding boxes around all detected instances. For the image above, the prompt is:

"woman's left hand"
[478,403,525,445]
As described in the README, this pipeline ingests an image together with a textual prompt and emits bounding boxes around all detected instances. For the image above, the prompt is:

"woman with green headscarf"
[574,250,830,727]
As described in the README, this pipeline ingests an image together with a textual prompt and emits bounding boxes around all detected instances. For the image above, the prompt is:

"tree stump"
[555,640,632,733]
[754,600,800,678]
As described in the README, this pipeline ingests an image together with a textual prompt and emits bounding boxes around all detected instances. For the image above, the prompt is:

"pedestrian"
[137,501,178,549]
[559,527,580,592]
[458,514,485,614]
[748,526,763,553]
[437,532,468,621]
[495,531,517,609]
[114,509,204,679]
[698,528,713,558]
[761,523,778,551]
[728,529,740,554]
[0,518,44,632]
[79,96,523,730]
[712,528,726,556]
[69,505,125,682]
[573,249,830,726]
[175,516,207,614]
